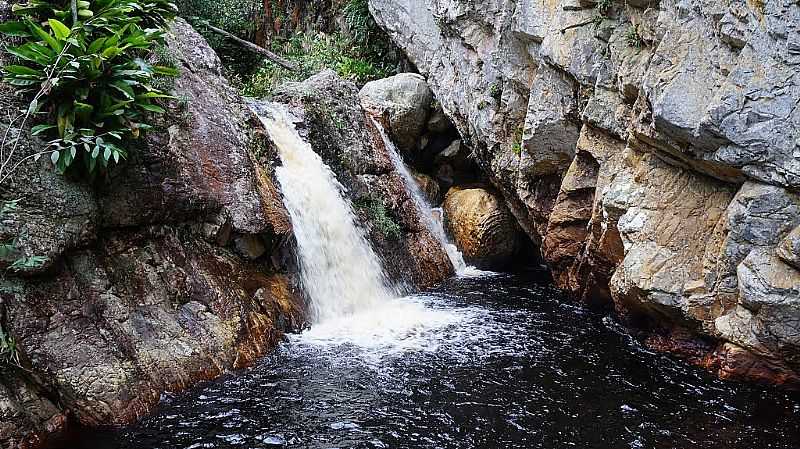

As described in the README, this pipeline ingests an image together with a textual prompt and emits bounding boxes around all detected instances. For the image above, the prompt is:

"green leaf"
[110,81,135,100]
[48,19,71,41]
[51,150,60,165]
[0,21,31,37]
[74,102,94,114]
[31,124,56,136]
[101,46,121,59]
[136,91,175,100]
[138,103,165,113]
[3,65,42,76]
[7,44,52,65]
[28,21,63,53]
[152,65,179,77]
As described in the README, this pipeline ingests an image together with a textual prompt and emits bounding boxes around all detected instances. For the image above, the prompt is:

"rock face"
[0,22,450,449]
[359,73,434,156]
[269,70,454,289]
[369,0,800,385]
[443,186,521,269]
[0,19,306,449]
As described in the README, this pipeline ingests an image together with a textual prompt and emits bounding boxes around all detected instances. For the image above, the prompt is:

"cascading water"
[370,117,472,275]
[252,103,459,348]
[257,105,396,323]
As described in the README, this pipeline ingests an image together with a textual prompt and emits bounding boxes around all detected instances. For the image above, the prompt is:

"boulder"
[359,73,433,155]
[777,226,800,270]
[443,186,521,269]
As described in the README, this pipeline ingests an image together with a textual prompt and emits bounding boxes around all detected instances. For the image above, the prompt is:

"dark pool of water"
[58,273,800,449]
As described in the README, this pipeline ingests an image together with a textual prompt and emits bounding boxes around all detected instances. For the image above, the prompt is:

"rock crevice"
[369,0,800,386]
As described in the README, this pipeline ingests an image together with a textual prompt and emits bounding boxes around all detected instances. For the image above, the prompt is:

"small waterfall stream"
[253,103,458,347]
[369,118,472,275]
[258,106,396,323]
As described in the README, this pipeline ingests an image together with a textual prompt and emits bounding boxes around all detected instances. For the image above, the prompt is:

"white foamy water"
[255,104,468,343]
[260,106,396,323]
[370,118,482,276]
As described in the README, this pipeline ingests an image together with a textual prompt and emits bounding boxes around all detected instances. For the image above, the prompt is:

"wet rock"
[270,70,453,288]
[413,172,442,205]
[0,18,304,446]
[543,126,627,306]
[443,186,521,269]
[369,0,800,387]
[359,73,433,156]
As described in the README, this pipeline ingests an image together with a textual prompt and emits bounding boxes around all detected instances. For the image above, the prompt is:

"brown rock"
[443,186,521,269]
[413,171,442,205]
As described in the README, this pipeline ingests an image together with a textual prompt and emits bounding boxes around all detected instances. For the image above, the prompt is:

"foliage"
[511,126,523,156]
[242,30,389,98]
[0,200,46,272]
[354,196,401,240]
[341,0,396,75]
[176,0,261,75]
[595,0,613,16]
[488,81,502,101]
[625,24,644,49]
[0,325,19,366]
[0,0,179,177]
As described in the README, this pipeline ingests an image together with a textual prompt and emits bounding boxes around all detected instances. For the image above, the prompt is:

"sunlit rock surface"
[443,186,522,269]
[370,0,800,385]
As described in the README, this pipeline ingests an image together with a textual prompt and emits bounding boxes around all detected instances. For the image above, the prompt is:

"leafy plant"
[595,0,613,16]
[625,24,644,49]
[241,30,392,98]
[488,81,503,101]
[354,196,401,240]
[511,126,523,156]
[0,200,46,272]
[1,0,179,177]
[0,325,20,367]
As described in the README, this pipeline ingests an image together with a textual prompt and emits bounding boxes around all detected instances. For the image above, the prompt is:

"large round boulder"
[359,73,432,155]
[443,186,522,269]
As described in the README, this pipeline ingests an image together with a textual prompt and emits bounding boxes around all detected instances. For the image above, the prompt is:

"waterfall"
[256,105,397,323]
[370,118,470,275]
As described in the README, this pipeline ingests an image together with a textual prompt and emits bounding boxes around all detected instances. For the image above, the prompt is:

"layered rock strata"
[369,0,800,386]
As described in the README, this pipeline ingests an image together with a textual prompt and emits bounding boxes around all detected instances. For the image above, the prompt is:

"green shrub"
[0,325,19,367]
[354,196,402,240]
[0,200,45,272]
[0,200,45,368]
[0,0,179,176]
[595,0,613,16]
[242,30,392,98]
[625,25,644,49]
[511,126,523,155]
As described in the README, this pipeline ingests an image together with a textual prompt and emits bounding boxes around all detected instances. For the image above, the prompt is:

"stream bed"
[61,273,800,449]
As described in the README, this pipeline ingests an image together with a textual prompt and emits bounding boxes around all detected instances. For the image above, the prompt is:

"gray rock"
[359,73,433,155]
[369,0,800,388]
[777,226,800,270]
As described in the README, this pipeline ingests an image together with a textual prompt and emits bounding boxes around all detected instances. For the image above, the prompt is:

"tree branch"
[204,24,298,71]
